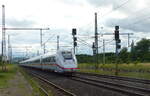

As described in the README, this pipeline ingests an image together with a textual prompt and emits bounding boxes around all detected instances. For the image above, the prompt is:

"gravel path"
[0,71,33,96]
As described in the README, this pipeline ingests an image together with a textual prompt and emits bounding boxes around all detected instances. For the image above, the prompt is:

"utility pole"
[128,33,130,47]
[57,35,59,51]
[4,28,49,54]
[40,29,43,70]
[2,5,6,71]
[40,29,43,53]
[8,35,11,64]
[95,12,98,69]
[103,39,105,65]
[43,43,46,54]
[4,28,49,70]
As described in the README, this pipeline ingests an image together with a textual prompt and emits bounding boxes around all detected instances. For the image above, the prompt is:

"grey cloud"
[102,0,150,33]
[86,0,118,7]
[86,0,150,15]
[9,31,40,45]
[58,0,83,5]
[6,18,35,27]
[105,16,150,33]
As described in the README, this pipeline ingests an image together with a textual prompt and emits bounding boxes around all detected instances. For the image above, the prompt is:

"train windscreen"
[62,51,72,59]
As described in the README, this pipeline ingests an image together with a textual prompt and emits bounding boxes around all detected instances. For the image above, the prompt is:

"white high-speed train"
[19,50,79,73]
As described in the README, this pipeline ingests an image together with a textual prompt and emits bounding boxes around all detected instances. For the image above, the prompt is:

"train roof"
[19,50,73,63]
[19,51,56,63]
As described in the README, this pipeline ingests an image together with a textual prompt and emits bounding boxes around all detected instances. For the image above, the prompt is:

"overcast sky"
[0,0,150,57]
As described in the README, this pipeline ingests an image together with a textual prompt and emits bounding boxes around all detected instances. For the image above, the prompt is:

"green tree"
[130,40,137,61]
[119,47,129,63]
[134,38,150,62]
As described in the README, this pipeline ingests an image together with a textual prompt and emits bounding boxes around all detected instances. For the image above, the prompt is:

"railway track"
[24,69,76,96]
[76,72,150,84]
[72,72,150,96]
[23,67,150,96]
[20,68,49,96]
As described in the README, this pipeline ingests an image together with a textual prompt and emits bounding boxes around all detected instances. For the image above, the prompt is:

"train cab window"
[62,51,72,59]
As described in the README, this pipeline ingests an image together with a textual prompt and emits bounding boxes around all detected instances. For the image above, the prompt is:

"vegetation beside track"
[78,63,150,80]
[20,67,53,96]
[77,38,150,80]
[0,64,17,88]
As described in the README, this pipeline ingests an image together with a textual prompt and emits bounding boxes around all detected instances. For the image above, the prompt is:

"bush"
[134,61,139,66]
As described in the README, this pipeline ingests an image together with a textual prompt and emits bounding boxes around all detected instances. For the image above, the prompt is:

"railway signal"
[72,28,77,35]
[115,26,119,40]
[114,25,121,76]
[72,28,77,53]
[115,26,121,50]
[92,42,96,55]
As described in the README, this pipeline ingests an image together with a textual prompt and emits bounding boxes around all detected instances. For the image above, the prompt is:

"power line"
[77,39,92,48]
[101,0,131,18]
[42,34,55,45]
[78,0,131,40]
[98,39,114,48]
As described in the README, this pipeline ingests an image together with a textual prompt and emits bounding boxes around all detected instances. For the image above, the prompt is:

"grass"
[78,63,150,80]
[0,64,53,96]
[0,64,17,88]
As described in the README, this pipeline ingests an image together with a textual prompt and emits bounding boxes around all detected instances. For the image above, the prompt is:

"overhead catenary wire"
[42,34,55,46]
[77,38,93,47]
[78,0,131,31]
[98,39,115,48]
[77,40,92,48]
[101,0,131,18]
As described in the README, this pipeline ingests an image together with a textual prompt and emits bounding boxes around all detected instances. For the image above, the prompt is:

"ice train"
[19,50,78,73]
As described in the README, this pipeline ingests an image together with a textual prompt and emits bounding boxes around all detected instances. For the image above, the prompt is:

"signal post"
[114,26,121,76]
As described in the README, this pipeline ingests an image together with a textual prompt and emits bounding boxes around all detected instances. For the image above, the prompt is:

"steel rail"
[20,68,49,96]
[76,72,150,84]
[29,72,76,96]
[71,75,150,96]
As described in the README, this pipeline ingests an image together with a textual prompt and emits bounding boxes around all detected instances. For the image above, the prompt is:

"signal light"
[74,37,77,41]
[74,42,77,46]
[115,26,119,40]
[72,28,77,47]
[92,42,96,55]
[73,37,77,47]
[117,39,121,43]
[72,28,76,35]
[115,26,119,30]
[117,44,121,49]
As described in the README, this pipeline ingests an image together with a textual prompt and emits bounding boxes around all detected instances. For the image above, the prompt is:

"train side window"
[43,57,50,63]
[50,57,52,62]
[46,58,50,62]
[34,59,40,63]
[53,57,56,62]
[43,58,46,63]
[49,57,55,62]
